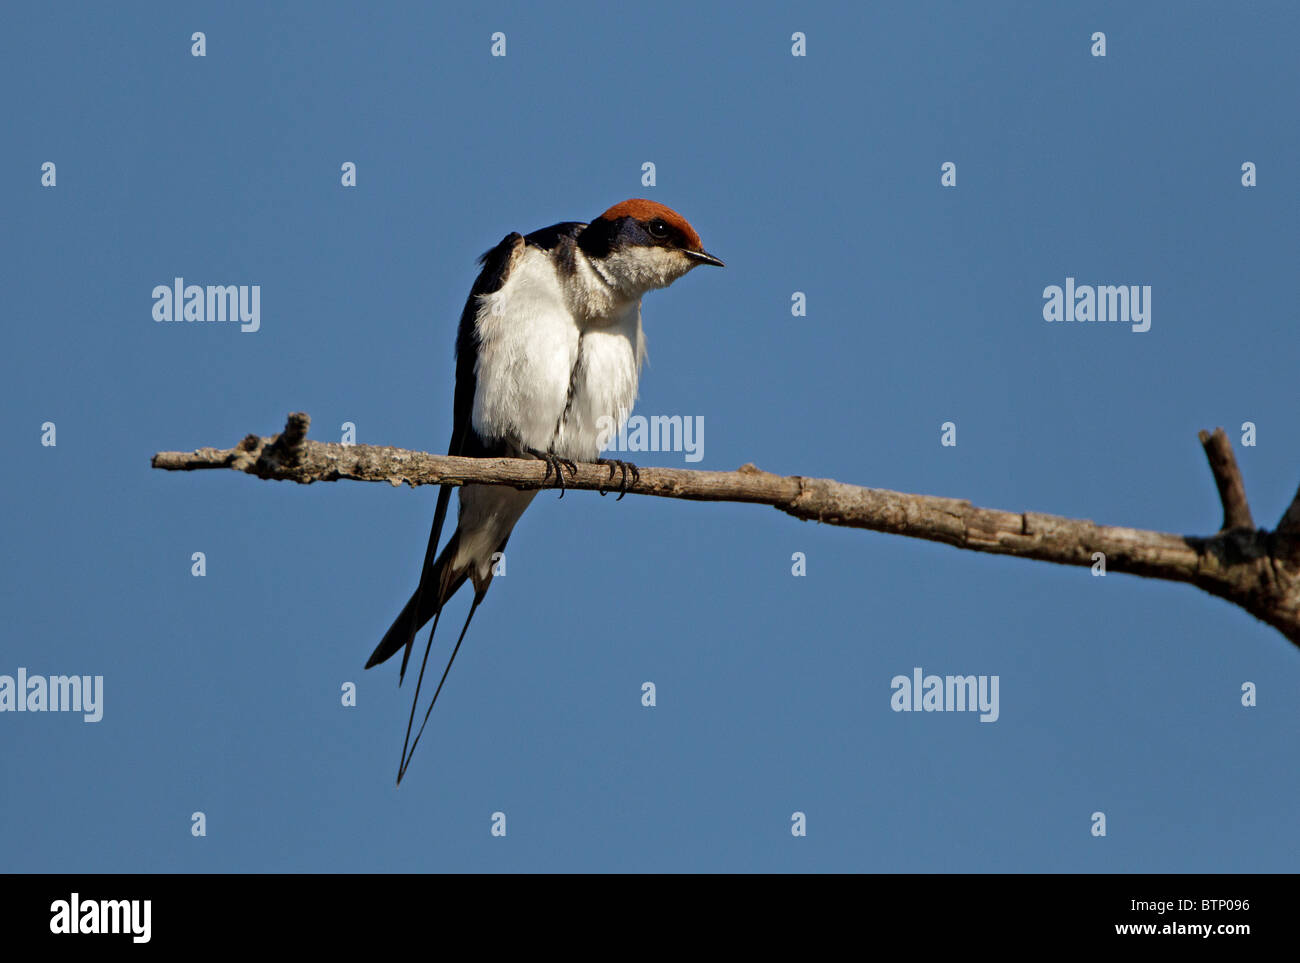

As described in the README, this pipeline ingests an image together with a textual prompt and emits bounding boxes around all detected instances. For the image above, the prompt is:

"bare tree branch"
[152,412,1300,649]
[1198,427,1255,530]
[1278,483,1300,539]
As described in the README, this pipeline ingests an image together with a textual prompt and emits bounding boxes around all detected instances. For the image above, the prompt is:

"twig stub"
[1198,427,1255,531]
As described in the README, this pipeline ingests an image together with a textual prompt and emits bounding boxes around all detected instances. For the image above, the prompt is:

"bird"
[364,198,723,783]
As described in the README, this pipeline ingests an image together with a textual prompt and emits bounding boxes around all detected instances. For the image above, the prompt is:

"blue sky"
[3,1,1297,872]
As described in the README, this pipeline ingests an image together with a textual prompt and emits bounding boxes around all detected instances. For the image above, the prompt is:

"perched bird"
[365,199,723,782]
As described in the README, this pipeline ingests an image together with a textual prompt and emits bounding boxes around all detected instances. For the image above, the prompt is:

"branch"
[1198,427,1254,530]
[1279,482,1300,539]
[153,413,1300,649]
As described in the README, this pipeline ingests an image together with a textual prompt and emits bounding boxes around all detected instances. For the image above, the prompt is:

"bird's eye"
[647,219,669,239]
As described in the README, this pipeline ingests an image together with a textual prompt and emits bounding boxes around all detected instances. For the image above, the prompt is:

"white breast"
[471,246,579,454]
[552,301,645,462]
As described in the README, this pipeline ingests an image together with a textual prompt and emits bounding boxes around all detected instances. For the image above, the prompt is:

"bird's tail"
[365,530,468,678]
[365,483,460,679]
[368,483,533,783]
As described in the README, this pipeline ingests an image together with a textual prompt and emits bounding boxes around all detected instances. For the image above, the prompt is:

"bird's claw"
[595,458,640,500]
[529,448,577,497]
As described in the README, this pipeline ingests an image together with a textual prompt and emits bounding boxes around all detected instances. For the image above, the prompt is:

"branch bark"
[152,413,1300,649]
[1198,427,1254,530]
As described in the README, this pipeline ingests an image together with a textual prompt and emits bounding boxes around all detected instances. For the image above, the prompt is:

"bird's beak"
[685,249,725,267]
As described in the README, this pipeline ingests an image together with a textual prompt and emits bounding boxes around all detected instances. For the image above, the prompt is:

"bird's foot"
[595,458,640,500]
[528,448,578,497]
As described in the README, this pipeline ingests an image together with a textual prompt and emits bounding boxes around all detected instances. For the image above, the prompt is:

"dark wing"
[452,232,530,459]
[522,221,586,252]
[450,222,585,458]
[366,232,524,676]
[523,221,586,282]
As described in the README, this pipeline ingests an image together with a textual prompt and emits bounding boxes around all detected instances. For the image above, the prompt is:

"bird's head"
[579,199,724,296]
